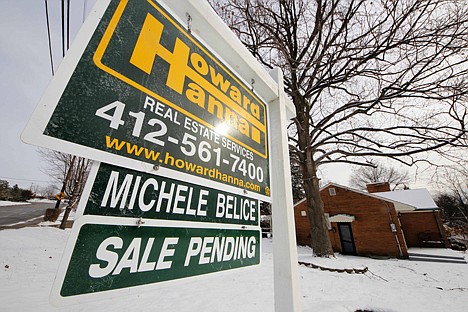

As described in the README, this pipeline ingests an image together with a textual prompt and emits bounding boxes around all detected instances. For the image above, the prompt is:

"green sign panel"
[23,0,270,196]
[80,162,259,226]
[58,219,260,297]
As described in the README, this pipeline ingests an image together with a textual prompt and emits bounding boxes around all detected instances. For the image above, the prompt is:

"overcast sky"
[0,0,97,190]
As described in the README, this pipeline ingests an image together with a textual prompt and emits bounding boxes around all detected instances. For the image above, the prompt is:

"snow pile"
[0,227,467,312]
[0,200,30,207]
[29,199,57,204]
[0,199,56,207]
[38,209,77,228]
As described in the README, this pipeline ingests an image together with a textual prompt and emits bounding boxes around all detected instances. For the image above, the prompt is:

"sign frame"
[23,0,301,310]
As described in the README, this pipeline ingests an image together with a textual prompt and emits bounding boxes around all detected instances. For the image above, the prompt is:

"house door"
[338,223,356,255]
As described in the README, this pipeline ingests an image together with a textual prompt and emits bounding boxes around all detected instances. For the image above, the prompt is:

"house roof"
[294,182,400,207]
[294,182,438,211]
[373,189,438,210]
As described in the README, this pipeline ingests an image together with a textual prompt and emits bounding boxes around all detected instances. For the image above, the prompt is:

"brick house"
[294,182,449,258]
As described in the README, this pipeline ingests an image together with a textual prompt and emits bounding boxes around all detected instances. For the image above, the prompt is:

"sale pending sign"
[52,217,260,301]
[22,0,270,197]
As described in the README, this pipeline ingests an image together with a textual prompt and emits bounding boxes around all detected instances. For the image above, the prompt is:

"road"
[0,202,56,229]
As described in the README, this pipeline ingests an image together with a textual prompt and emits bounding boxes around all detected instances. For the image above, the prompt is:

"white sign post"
[269,68,302,312]
[166,2,302,310]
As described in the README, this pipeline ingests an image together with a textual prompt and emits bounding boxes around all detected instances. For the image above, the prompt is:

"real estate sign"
[22,0,270,197]
[31,0,271,304]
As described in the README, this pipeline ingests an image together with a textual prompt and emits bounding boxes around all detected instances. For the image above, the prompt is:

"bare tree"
[38,184,59,199]
[39,151,91,199]
[443,170,468,205]
[39,149,92,225]
[212,0,468,256]
[436,167,468,225]
[290,148,305,202]
[350,161,410,190]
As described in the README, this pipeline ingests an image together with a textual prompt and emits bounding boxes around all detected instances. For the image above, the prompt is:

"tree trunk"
[295,96,334,257]
[59,206,72,230]
[302,150,334,257]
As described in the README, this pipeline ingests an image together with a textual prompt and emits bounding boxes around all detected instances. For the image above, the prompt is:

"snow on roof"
[294,183,438,211]
[374,189,438,210]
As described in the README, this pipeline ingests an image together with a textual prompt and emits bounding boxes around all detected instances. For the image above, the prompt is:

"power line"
[83,0,88,23]
[61,0,65,57]
[67,0,71,50]
[0,176,52,184]
[44,0,54,76]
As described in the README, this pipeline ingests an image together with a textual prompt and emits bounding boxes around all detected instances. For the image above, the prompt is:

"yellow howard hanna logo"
[93,0,268,159]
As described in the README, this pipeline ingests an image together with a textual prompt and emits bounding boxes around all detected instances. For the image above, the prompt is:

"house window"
[329,188,336,196]
[301,210,307,217]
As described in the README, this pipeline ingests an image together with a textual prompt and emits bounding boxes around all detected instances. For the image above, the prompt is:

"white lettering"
[156,237,179,270]
[139,178,158,212]
[89,237,122,278]
[113,238,142,275]
[138,237,156,272]
[184,237,202,266]
[101,171,133,209]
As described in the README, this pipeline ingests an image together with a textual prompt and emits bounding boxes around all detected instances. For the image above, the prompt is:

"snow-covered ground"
[0,200,30,207]
[0,199,57,207]
[0,226,467,312]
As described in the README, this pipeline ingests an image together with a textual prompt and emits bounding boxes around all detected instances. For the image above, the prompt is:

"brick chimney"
[366,182,390,193]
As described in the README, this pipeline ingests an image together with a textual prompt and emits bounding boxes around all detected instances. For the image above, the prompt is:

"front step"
[408,252,466,264]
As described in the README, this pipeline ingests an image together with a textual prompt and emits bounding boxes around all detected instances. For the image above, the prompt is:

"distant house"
[294,182,449,259]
